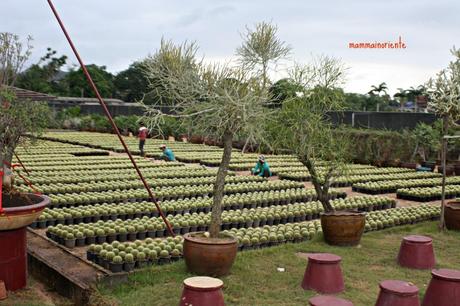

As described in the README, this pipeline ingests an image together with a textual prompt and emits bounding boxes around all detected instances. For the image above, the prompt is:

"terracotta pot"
[179,276,225,306]
[183,232,238,277]
[320,211,366,246]
[445,201,460,231]
[0,280,6,300]
[401,162,417,170]
[0,193,49,231]
[438,166,455,176]
[0,193,49,291]
[455,164,460,176]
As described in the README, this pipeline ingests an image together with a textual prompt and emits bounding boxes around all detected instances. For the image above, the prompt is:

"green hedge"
[335,128,415,165]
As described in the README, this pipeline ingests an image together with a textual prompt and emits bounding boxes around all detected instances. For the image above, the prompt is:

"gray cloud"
[1,0,458,94]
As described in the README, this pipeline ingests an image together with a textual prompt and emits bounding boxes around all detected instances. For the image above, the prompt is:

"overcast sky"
[2,0,459,95]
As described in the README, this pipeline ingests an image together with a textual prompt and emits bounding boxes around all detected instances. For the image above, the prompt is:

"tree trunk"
[439,115,449,231]
[209,131,233,238]
[1,150,14,192]
[300,157,334,212]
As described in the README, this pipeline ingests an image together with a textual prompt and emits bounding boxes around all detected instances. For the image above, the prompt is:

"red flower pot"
[301,253,344,294]
[375,280,420,306]
[422,269,460,306]
[179,276,224,306]
[397,235,435,269]
[309,295,353,306]
[0,194,49,291]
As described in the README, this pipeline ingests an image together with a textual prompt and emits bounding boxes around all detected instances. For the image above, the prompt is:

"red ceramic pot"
[397,235,435,269]
[422,269,460,306]
[301,253,344,294]
[0,193,49,291]
[309,295,353,306]
[375,280,420,306]
[179,276,224,306]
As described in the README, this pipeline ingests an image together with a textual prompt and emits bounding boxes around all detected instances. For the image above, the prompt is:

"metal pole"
[13,152,30,176]
[0,171,3,213]
[46,0,174,236]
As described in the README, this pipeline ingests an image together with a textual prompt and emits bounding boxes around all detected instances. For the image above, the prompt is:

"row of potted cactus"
[353,176,460,194]
[34,195,393,229]
[45,195,393,248]
[397,185,460,202]
[85,204,440,273]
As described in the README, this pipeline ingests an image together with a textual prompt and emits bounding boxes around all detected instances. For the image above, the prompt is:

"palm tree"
[393,88,408,110]
[368,82,388,111]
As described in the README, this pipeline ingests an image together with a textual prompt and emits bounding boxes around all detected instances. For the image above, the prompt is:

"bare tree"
[141,39,271,238]
[426,47,460,230]
[272,55,349,211]
[236,21,291,91]
[236,21,290,152]
[1,33,48,193]
[0,33,32,87]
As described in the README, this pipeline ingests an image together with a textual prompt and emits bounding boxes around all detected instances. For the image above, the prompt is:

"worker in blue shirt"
[251,155,271,177]
[159,144,176,161]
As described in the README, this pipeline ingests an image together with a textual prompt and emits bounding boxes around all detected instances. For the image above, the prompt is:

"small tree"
[368,82,388,112]
[236,21,291,91]
[1,33,49,193]
[141,39,271,238]
[272,55,349,211]
[426,47,460,230]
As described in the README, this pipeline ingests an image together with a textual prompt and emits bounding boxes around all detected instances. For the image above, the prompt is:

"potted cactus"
[110,255,124,273]
[158,250,170,265]
[123,253,135,272]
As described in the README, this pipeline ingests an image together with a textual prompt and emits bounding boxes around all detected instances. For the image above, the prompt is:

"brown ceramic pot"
[183,232,238,277]
[445,201,460,231]
[320,211,366,246]
[401,162,417,170]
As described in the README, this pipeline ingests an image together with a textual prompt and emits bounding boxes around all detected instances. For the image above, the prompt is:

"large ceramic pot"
[445,201,460,231]
[0,193,49,291]
[400,162,417,170]
[320,211,366,246]
[0,193,49,231]
[183,232,238,277]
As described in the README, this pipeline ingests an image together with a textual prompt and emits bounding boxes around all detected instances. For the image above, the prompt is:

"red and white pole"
[45,0,174,236]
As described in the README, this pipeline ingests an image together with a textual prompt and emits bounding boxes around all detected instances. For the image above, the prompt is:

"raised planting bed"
[353,176,460,194]
[396,185,460,202]
[34,189,353,229]
[85,204,440,272]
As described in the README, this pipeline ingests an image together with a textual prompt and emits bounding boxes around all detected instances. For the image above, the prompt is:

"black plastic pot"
[117,233,128,242]
[76,238,86,247]
[158,257,171,265]
[109,262,123,273]
[64,239,76,248]
[96,236,107,244]
[86,236,96,245]
[123,262,135,272]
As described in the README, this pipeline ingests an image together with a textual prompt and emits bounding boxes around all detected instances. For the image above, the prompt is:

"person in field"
[159,144,176,161]
[138,125,148,157]
[251,155,272,177]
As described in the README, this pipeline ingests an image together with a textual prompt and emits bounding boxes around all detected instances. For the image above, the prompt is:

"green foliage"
[427,47,460,124]
[236,21,291,89]
[79,114,111,132]
[0,87,50,165]
[268,78,302,108]
[114,61,152,103]
[61,64,115,98]
[335,128,416,164]
[113,115,140,134]
[16,48,67,95]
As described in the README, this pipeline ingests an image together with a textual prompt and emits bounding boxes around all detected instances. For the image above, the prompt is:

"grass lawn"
[98,221,460,306]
